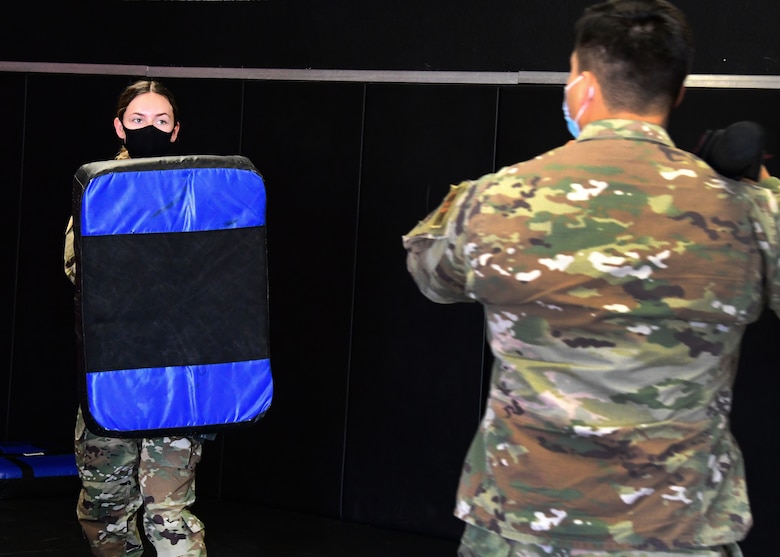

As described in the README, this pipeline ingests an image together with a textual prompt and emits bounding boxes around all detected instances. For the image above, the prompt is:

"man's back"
[404,2,776,555]
[405,118,779,549]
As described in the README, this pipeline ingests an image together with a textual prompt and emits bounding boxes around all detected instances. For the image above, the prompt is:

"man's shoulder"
[490,144,567,176]
[485,141,606,186]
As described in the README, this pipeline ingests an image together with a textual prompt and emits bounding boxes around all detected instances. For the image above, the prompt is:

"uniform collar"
[577,118,675,147]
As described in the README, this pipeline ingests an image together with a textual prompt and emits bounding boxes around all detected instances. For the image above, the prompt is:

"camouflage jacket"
[64,215,75,284]
[402,119,780,551]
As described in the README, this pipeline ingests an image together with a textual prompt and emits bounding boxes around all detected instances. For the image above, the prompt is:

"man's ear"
[113,117,125,141]
[574,70,602,125]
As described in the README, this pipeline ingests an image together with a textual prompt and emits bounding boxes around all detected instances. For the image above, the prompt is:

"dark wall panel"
[162,78,245,157]
[1,65,779,555]
[0,73,25,437]
[496,85,573,169]
[215,81,366,516]
[343,84,497,539]
[4,1,780,75]
[9,74,129,444]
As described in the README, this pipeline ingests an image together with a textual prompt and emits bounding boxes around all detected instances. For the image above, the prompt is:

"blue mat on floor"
[0,442,79,499]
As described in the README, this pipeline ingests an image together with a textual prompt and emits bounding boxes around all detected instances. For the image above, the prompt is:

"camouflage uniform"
[402,119,780,555]
[65,216,207,557]
[457,523,741,557]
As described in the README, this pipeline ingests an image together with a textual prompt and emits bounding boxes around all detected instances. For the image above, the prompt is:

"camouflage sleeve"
[64,215,76,284]
[751,176,780,314]
[757,175,780,194]
[401,181,476,304]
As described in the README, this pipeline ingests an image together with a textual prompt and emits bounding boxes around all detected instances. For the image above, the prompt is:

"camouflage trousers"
[457,524,744,557]
[74,407,206,556]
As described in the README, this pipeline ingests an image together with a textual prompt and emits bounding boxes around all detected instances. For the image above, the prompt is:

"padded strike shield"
[72,155,272,437]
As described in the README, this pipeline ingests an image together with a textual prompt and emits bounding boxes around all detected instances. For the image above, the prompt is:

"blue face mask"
[562,97,581,139]
[562,75,592,139]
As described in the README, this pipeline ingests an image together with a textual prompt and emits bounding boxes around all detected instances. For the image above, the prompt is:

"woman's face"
[113,91,180,142]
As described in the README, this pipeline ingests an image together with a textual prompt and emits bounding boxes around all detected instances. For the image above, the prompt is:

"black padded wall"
[496,85,572,168]
[162,78,245,157]
[0,73,25,438]
[9,73,127,443]
[343,83,498,539]
[2,0,780,552]
[216,80,366,517]
[4,1,780,76]
[2,73,780,555]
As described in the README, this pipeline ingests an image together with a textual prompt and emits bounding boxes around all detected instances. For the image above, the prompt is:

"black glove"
[694,120,766,181]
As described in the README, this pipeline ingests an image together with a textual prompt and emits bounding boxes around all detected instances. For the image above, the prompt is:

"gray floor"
[0,486,460,557]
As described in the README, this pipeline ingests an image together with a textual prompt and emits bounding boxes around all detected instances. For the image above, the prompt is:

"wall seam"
[339,81,368,521]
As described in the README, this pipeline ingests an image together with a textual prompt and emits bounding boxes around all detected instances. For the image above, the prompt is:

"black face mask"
[122,124,175,158]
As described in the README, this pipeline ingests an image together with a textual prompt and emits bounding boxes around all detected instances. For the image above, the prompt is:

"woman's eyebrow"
[127,111,171,118]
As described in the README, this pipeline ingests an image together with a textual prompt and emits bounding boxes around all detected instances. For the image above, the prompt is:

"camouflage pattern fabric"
[402,119,780,552]
[75,407,206,556]
[457,523,743,557]
[64,215,76,284]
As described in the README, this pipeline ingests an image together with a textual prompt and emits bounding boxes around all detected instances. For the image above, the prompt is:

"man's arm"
[401,181,475,304]
[746,167,780,315]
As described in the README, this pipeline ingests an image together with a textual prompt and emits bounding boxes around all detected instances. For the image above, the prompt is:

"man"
[402,1,780,556]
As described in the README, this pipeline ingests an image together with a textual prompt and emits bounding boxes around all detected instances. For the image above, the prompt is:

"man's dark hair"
[574,0,694,115]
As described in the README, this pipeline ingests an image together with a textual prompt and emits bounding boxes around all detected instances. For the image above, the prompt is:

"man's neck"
[608,111,667,126]
[584,109,668,128]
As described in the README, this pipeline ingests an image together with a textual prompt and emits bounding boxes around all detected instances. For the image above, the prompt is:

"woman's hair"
[115,79,179,159]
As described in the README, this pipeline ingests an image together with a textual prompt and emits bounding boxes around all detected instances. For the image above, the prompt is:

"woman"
[64,80,207,557]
